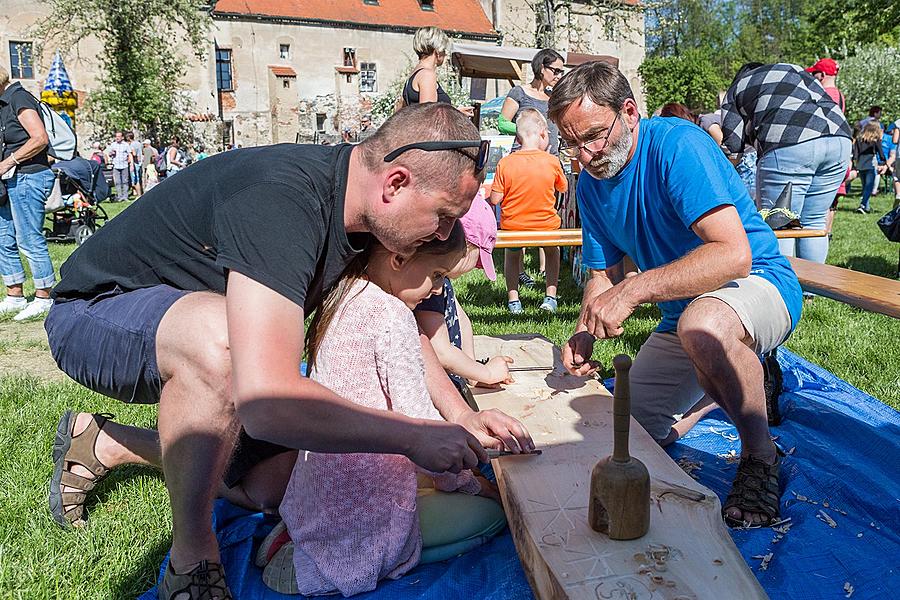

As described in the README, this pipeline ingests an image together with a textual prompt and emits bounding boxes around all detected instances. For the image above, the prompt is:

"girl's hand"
[475,476,502,504]
[482,355,514,385]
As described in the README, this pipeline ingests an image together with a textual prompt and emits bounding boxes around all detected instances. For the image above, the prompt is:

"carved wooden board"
[474,334,768,600]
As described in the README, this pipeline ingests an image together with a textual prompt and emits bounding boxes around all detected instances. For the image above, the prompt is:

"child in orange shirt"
[489,108,568,313]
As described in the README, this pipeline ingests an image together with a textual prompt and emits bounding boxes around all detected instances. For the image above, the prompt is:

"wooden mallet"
[589,354,651,539]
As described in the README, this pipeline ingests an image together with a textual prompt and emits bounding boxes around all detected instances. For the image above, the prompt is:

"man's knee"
[158,293,232,398]
[677,299,743,356]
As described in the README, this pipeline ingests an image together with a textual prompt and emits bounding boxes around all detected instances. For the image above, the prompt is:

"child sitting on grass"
[258,222,505,597]
[490,108,568,314]
[415,195,514,407]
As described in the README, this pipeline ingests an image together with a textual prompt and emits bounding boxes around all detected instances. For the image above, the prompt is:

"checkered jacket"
[721,63,851,157]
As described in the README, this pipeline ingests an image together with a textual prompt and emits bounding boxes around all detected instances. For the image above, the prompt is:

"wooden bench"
[472,334,768,600]
[495,228,826,248]
[787,257,900,318]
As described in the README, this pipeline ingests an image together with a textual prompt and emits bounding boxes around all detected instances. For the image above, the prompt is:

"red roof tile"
[269,65,298,76]
[213,0,497,37]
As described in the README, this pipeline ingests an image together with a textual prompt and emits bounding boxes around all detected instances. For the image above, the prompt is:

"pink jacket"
[279,280,479,597]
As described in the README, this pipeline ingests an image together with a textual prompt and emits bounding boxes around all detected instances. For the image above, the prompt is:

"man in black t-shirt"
[45,104,533,599]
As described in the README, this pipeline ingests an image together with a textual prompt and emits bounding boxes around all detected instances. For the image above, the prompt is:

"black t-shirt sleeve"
[214,181,326,309]
[10,88,40,116]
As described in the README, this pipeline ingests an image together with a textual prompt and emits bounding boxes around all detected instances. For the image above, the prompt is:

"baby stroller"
[43,156,111,246]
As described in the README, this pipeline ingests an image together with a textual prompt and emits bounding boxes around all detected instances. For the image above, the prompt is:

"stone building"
[210,0,498,146]
[0,0,645,149]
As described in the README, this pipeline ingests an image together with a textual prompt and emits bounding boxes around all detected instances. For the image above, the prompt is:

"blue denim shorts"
[45,285,189,404]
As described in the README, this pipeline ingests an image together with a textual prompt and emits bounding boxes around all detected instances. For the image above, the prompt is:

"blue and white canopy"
[43,51,73,94]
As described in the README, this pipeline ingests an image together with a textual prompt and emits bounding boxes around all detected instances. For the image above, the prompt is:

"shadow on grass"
[836,255,897,278]
[111,533,169,599]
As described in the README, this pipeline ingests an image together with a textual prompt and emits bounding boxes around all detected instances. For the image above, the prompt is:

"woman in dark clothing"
[854,122,887,213]
[399,27,472,116]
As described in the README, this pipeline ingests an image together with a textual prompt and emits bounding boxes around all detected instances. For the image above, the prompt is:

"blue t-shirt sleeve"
[661,125,739,230]
[576,180,624,270]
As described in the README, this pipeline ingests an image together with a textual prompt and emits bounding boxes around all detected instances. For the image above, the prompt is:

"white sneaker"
[0,295,28,315]
[12,297,53,321]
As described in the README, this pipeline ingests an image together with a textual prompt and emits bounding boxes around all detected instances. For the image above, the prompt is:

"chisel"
[485,448,543,459]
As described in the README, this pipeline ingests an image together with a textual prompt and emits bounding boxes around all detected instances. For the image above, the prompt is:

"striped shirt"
[721,63,851,157]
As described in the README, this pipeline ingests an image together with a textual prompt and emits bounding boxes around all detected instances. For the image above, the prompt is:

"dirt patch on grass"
[0,320,66,381]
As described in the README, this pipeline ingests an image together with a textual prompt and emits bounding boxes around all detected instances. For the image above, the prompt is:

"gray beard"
[583,124,632,180]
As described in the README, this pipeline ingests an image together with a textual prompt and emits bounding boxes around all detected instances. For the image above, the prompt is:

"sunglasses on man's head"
[383,139,491,172]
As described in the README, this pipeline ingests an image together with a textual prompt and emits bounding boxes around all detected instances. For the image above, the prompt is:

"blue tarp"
[141,349,899,600]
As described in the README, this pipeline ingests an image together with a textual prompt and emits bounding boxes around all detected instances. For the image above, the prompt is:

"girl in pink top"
[259,222,504,596]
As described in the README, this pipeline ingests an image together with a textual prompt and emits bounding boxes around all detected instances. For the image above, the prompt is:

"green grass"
[0,192,898,598]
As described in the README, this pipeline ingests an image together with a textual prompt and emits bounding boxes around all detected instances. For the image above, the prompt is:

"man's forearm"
[239,377,420,456]
[421,333,471,423]
[576,272,614,331]
[618,241,750,306]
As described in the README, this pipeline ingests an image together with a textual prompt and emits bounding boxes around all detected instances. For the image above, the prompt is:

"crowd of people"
[0,21,886,600]
[90,133,201,201]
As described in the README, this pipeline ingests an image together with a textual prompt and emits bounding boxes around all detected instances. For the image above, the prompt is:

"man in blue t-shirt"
[548,62,802,528]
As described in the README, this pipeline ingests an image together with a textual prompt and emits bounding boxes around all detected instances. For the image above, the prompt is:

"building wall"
[1,1,646,148]
[211,19,434,146]
[485,0,646,113]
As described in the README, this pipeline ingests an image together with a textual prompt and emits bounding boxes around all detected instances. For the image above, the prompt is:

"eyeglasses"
[559,115,621,160]
[545,66,565,77]
[383,139,491,172]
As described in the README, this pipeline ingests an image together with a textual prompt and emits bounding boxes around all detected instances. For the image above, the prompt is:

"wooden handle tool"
[588,354,651,539]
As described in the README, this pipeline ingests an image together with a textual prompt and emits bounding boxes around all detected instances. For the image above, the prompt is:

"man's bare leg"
[155,292,238,573]
[677,298,776,525]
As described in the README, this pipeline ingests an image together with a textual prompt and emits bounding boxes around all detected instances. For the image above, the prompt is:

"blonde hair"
[0,65,9,88]
[413,27,450,59]
[515,108,548,143]
[859,122,882,144]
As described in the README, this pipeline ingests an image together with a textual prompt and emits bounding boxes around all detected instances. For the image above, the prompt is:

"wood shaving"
[718,449,741,464]
[791,490,819,505]
[786,446,796,455]
[676,457,703,479]
[816,509,837,528]
[844,582,854,597]
[771,518,793,534]
[710,427,740,442]
[712,559,724,566]
[752,553,774,571]
[857,532,863,538]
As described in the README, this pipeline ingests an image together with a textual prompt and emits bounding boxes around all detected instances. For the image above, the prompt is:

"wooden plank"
[773,229,827,239]
[495,228,825,249]
[787,257,900,318]
[495,229,584,248]
[473,334,768,600]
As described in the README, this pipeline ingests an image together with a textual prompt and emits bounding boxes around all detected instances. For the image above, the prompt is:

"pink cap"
[459,193,497,281]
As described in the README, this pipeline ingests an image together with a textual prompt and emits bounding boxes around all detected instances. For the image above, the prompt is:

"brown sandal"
[159,560,233,600]
[49,411,114,528]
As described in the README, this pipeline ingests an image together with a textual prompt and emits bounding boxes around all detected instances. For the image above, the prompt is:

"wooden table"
[495,228,826,248]
[473,334,768,600]
[788,257,900,318]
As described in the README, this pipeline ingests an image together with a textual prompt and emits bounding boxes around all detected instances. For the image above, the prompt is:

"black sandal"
[762,350,783,426]
[722,449,783,528]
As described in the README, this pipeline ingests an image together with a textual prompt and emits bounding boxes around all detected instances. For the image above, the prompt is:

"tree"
[370,60,471,123]
[35,0,211,140]
[838,44,900,125]
[639,49,727,113]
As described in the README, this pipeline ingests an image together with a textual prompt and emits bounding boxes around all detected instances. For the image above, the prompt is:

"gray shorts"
[630,275,792,441]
